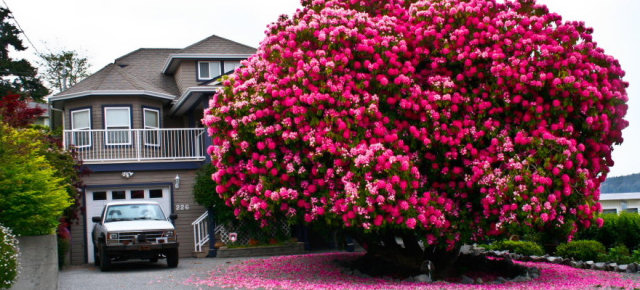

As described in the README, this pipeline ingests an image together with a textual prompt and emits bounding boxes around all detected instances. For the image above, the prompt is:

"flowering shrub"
[203,0,627,252]
[0,224,19,289]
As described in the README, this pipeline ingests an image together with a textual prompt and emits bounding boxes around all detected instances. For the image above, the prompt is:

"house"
[599,192,640,214]
[49,34,256,265]
[27,101,50,126]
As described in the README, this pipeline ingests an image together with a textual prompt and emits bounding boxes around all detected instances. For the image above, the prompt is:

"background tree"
[0,8,48,101]
[0,94,44,127]
[39,50,90,93]
[202,0,628,278]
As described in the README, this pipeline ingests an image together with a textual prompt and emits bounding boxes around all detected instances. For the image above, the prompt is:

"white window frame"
[223,60,242,73]
[104,107,131,145]
[143,108,161,147]
[197,61,221,80]
[71,108,92,148]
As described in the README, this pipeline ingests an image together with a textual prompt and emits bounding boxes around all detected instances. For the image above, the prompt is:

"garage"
[85,187,172,263]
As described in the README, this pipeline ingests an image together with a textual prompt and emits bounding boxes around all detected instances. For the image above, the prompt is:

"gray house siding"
[70,169,205,265]
[63,96,168,130]
[175,61,198,96]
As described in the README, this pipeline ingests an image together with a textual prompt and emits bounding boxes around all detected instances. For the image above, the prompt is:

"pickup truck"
[91,201,179,271]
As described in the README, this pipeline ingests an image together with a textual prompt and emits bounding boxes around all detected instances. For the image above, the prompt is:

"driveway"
[58,257,252,290]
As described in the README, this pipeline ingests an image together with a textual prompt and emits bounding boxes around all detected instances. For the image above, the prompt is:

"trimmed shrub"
[0,224,19,289]
[0,122,72,236]
[604,244,633,264]
[492,240,545,256]
[556,240,606,261]
[577,212,640,250]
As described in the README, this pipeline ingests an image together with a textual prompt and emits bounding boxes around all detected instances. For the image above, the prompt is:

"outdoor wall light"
[121,171,134,179]
[175,174,180,189]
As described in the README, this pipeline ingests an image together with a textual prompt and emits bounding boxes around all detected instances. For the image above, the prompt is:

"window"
[224,61,242,73]
[625,208,638,213]
[143,108,160,146]
[92,191,106,201]
[603,209,618,214]
[71,109,91,147]
[198,61,221,80]
[104,107,131,145]
[131,190,145,199]
[112,191,126,200]
[149,189,163,198]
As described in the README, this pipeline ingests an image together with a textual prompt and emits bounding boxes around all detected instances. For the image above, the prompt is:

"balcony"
[63,128,206,164]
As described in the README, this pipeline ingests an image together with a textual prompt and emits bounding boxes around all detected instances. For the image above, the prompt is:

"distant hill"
[601,173,640,193]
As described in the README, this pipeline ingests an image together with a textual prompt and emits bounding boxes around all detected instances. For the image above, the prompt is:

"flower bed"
[186,252,640,289]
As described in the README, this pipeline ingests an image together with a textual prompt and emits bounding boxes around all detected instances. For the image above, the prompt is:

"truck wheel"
[99,244,111,271]
[94,245,100,266]
[166,248,178,268]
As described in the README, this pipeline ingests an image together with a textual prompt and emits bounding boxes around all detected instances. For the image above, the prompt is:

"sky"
[4,0,639,177]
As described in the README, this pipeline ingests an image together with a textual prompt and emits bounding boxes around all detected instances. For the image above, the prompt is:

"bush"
[203,0,627,253]
[0,122,72,235]
[57,237,69,268]
[193,163,234,224]
[578,212,640,250]
[492,240,545,256]
[0,224,19,289]
[556,240,606,261]
[603,244,633,264]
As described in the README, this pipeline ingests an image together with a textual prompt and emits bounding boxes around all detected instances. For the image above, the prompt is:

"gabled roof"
[162,35,256,74]
[181,35,256,54]
[50,34,256,108]
[51,48,180,102]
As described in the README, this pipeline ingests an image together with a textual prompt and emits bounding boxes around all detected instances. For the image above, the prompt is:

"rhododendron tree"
[202,0,628,277]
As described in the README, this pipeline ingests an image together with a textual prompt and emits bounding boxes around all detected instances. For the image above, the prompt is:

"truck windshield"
[104,204,166,222]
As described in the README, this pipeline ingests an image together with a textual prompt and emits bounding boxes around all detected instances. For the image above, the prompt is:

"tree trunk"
[352,231,460,280]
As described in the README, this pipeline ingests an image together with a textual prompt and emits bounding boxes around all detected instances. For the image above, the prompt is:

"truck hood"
[104,220,175,232]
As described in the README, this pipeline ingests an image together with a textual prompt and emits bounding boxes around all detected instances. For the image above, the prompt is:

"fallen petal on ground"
[185,252,640,289]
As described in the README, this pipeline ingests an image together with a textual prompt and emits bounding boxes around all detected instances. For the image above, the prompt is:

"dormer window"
[198,61,221,80]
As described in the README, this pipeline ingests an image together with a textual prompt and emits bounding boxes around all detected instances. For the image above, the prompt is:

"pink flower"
[406,218,417,229]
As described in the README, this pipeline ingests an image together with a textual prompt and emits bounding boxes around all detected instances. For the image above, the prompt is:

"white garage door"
[85,187,171,263]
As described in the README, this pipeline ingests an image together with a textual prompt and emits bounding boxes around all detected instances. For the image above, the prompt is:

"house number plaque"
[175,204,190,211]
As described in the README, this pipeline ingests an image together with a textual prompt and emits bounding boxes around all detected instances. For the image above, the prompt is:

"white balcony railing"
[63,128,206,163]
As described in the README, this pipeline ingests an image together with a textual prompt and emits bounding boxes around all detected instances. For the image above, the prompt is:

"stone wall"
[13,235,58,290]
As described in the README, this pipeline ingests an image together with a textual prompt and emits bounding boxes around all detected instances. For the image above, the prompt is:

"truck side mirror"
[92,216,102,223]
[169,213,178,220]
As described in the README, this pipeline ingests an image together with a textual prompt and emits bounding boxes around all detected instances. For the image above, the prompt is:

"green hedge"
[577,212,640,250]
[0,224,18,289]
[492,240,545,256]
[556,240,606,261]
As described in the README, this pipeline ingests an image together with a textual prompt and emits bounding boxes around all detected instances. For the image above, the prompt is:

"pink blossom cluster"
[203,0,628,246]
[186,252,640,289]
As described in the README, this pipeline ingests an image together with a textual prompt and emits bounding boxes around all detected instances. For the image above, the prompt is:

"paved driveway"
[58,257,250,290]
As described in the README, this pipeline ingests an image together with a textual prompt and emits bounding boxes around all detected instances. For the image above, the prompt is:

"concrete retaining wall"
[13,234,58,290]
[216,242,305,258]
